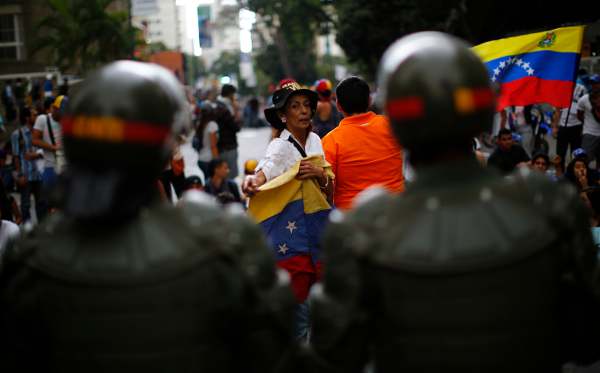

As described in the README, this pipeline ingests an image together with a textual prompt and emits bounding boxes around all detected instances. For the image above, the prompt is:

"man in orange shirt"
[322,76,404,210]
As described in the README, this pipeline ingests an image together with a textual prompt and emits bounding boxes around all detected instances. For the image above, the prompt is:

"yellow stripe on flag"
[472,26,584,62]
[248,155,334,223]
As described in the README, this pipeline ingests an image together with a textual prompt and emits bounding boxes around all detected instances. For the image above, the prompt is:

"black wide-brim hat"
[264,81,318,130]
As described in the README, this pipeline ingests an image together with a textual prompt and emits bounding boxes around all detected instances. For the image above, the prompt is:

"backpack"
[214,101,239,152]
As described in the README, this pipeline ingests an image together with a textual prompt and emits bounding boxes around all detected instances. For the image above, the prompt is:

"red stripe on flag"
[386,97,424,120]
[496,77,574,111]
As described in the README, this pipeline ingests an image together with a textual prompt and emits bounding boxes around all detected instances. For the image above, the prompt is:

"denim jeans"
[294,301,310,342]
[40,167,57,215]
[19,180,45,223]
[516,125,534,157]
[41,167,57,189]
[220,149,239,179]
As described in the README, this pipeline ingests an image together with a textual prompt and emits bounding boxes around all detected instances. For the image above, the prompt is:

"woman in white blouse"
[242,81,330,195]
[242,80,330,342]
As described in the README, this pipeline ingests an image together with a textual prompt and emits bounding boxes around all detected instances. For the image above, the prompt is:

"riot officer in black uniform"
[0,61,295,373]
[310,32,600,372]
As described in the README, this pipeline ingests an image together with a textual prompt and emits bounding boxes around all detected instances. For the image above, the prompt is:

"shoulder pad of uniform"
[178,190,219,208]
[509,165,535,180]
[223,202,246,217]
[4,212,68,263]
[352,185,390,209]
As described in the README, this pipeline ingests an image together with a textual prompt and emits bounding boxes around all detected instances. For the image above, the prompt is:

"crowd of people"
[0,72,355,233]
[0,75,69,247]
[0,30,598,373]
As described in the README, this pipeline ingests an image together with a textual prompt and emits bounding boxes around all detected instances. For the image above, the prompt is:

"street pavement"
[180,126,272,184]
[236,126,272,179]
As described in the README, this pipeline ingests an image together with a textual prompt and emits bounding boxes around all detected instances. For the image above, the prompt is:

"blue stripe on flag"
[484,50,578,84]
[259,198,331,263]
[260,199,310,260]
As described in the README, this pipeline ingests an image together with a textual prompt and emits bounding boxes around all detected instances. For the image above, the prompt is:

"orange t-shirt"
[322,111,404,210]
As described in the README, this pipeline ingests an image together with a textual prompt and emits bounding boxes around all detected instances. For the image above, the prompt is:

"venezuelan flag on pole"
[248,156,333,280]
[472,26,585,110]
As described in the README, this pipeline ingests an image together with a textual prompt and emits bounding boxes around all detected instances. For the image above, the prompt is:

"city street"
[0,1,599,371]
[180,126,271,184]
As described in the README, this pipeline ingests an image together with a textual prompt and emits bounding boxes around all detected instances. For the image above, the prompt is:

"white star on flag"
[491,76,497,82]
[522,62,530,70]
[493,67,500,75]
[499,61,506,68]
[278,243,289,255]
[527,68,535,76]
[516,59,523,66]
[286,221,297,234]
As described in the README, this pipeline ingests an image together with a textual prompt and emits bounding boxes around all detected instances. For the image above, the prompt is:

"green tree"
[32,0,135,74]
[333,0,598,79]
[209,51,253,95]
[210,51,240,79]
[246,0,330,84]
[184,53,206,86]
[334,0,457,79]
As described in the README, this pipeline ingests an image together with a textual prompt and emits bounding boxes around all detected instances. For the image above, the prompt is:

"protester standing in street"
[243,80,331,341]
[312,79,342,138]
[321,76,404,210]
[32,96,65,191]
[552,83,586,170]
[215,84,241,178]
[578,76,600,169]
[195,101,219,176]
[11,107,44,224]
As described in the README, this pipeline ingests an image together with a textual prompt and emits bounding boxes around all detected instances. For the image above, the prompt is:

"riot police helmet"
[62,61,188,220]
[64,61,187,172]
[376,32,495,153]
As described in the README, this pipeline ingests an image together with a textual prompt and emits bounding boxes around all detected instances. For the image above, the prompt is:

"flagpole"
[560,26,585,129]
[561,60,580,128]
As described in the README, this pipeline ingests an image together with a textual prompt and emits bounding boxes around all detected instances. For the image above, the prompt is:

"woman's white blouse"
[257,129,324,181]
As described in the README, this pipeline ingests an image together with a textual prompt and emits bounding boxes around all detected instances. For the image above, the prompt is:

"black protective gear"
[0,202,297,373]
[376,32,495,152]
[312,164,600,373]
[0,61,298,373]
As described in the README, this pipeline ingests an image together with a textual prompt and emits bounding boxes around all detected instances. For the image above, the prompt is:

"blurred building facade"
[196,0,240,67]
[0,0,49,77]
[132,0,184,51]
[0,0,130,78]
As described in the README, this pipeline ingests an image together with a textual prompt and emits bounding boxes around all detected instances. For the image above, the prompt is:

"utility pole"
[128,0,135,58]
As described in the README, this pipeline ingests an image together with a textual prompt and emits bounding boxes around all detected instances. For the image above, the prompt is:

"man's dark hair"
[43,97,54,111]
[207,158,227,178]
[498,128,512,137]
[319,89,332,99]
[221,84,237,98]
[19,107,31,126]
[336,76,370,115]
[531,152,549,164]
[183,175,203,190]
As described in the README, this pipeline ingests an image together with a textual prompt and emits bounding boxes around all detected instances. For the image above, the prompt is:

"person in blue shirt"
[11,107,45,223]
[204,158,242,205]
